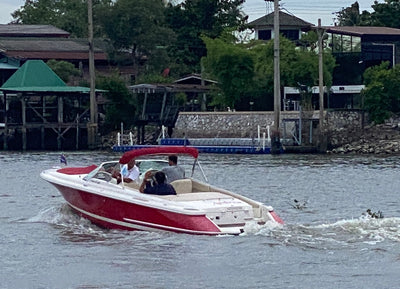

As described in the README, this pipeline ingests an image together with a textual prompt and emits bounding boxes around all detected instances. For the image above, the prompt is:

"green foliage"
[202,36,255,108]
[47,59,80,83]
[254,37,335,109]
[98,0,175,78]
[165,0,247,75]
[11,0,90,37]
[297,31,319,51]
[202,34,335,111]
[363,62,400,123]
[335,2,361,26]
[96,73,136,132]
[370,0,400,28]
[174,92,187,106]
[336,0,400,28]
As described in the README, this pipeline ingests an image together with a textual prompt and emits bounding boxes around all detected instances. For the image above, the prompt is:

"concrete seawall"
[174,111,309,139]
[173,110,377,150]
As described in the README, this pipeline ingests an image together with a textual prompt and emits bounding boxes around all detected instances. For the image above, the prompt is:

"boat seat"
[170,179,192,194]
[160,192,233,202]
[123,181,140,190]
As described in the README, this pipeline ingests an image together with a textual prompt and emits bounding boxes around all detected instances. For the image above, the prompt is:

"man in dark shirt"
[139,171,176,195]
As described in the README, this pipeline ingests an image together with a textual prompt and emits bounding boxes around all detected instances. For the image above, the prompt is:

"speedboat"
[40,146,283,235]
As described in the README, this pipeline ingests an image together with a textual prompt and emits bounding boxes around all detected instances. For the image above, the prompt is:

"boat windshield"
[83,161,119,181]
[136,160,168,172]
[82,158,207,183]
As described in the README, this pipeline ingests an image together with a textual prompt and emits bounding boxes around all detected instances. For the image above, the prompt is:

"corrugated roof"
[248,11,314,29]
[129,83,213,94]
[324,26,400,36]
[0,24,70,38]
[0,38,89,51]
[3,51,107,61]
[174,73,217,85]
[0,38,107,60]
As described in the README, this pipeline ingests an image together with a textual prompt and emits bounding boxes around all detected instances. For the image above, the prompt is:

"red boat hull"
[53,183,222,235]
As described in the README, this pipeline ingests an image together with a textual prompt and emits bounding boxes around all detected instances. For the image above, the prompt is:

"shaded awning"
[0,62,19,70]
[119,146,199,164]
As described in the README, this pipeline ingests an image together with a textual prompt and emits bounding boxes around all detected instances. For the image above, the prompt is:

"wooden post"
[57,95,63,123]
[3,93,8,150]
[57,95,63,150]
[142,91,148,120]
[21,97,27,151]
[201,63,206,111]
[76,114,79,150]
[160,91,167,122]
[41,95,45,149]
[41,125,45,149]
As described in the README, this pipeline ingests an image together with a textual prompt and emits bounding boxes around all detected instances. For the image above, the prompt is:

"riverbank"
[328,121,400,154]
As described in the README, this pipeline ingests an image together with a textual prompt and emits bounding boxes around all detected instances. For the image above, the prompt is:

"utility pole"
[266,0,282,154]
[87,0,98,149]
[317,18,327,152]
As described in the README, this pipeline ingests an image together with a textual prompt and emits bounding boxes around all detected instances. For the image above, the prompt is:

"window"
[281,30,299,41]
[258,30,271,40]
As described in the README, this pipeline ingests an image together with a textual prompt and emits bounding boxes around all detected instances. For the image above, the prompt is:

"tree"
[98,0,176,80]
[96,73,136,132]
[47,59,80,83]
[363,62,400,123]
[202,35,335,111]
[335,1,362,26]
[336,0,400,28]
[369,0,400,28]
[165,0,248,75]
[11,0,92,37]
[202,36,254,109]
[252,37,335,109]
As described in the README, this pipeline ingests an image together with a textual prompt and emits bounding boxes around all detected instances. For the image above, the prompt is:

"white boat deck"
[159,191,233,202]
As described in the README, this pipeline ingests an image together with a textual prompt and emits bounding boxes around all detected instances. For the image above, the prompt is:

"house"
[0,24,109,86]
[248,11,313,42]
[250,10,400,110]
[323,26,400,85]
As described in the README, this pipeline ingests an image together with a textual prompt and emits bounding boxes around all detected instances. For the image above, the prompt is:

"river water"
[1,151,400,289]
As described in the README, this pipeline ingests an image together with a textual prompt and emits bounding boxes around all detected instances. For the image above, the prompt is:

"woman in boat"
[139,171,176,195]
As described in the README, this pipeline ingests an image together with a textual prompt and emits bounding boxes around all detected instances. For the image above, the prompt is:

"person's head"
[168,155,178,166]
[154,171,166,184]
[128,158,136,169]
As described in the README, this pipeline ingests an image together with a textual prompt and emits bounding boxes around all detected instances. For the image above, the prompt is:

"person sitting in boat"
[139,171,176,195]
[113,158,140,184]
[161,155,185,183]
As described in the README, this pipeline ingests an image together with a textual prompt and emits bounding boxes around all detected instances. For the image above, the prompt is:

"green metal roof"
[0,60,102,93]
[1,60,66,88]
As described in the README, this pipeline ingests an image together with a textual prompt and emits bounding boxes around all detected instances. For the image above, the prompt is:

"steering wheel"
[139,169,158,184]
[94,171,112,182]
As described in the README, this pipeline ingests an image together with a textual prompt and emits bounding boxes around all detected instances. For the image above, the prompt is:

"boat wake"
[247,216,400,248]
[27,204,113,240]
[28,204,400,246]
